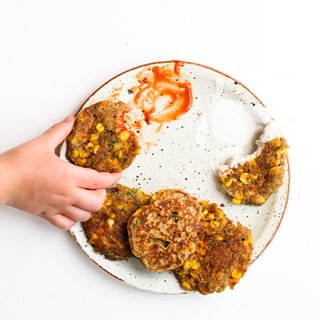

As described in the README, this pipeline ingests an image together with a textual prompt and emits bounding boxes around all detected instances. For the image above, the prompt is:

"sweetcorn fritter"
[128,189,201,272]
[219,137,288,205]
[175,200,253,294]
[66,100,140,172]
[83,184,149,260]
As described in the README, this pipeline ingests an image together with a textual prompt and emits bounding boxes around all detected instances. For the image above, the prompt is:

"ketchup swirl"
[130,62,192,124]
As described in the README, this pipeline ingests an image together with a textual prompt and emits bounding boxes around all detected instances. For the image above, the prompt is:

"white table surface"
[0,1,318,319]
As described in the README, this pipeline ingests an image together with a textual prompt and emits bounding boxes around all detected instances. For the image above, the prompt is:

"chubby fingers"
[41,115,75,151]
[73,166,122,189]
[48,214,75,231]
[48,205,93,231]
[63,205,92,222]
[72,188,106,213]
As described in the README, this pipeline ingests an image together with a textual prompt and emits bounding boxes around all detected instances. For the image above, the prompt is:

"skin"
[0,115,122,231]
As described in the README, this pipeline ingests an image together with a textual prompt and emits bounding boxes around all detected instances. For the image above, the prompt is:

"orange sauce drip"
[131,62,192,124]
[117,108,135,135]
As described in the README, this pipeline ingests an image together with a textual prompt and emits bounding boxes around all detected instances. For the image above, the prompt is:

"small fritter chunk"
[175,201,253,294]
[83,185,149,260]
[66,100,140,172]
[128,189,201,272]
[220,137,288,205]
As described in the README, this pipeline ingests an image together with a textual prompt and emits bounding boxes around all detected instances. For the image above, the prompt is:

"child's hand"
[0,115,122,231]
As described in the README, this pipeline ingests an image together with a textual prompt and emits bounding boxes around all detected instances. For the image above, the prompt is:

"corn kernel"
[181,281,191,290]
[208,213,215,221]
[189,260,200,270]
[77,158,87,166]
[240,173,251,185]
[116,204,124,210]
[86,142,94,151]
[273,138,282,147]
[90,133,99,141]
[107,218,115,228]
[95,123,104,133]
[216,209,225,219]
[199,200,208,206]
[232,197,242,205]
[275,159,282,166]
[215,235,224,241]
[135,147,141,155]
[93,145,100,154]
[72,150,79,158]
[188,242,196,254]
[201,210,208,219]
[210,221,220,228]
[183,261,191,270]
[224,178,234,188]
[118,130,131,141]
[231,269,242,279]
[113,142,123,151]
[79,149,89,158]
[106,158,119,166]
[104,197,112,206]
[234,191,243,200]
[118,150,123,158]
[69,135,78,145]
[255,196,266,205]
[78,112,87,122]
[275,148,287,158]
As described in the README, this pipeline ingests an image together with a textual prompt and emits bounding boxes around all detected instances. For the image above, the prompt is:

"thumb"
[41,115,75,150]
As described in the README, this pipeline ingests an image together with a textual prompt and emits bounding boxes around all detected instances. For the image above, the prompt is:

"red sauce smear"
[130,62,192,124]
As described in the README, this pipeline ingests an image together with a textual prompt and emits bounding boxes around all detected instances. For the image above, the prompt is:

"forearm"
[0,154,12,205]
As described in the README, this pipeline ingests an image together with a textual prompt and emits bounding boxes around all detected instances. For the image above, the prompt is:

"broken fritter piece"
[219,121,288,205]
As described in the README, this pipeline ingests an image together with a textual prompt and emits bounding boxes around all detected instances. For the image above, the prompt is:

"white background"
[0,1,318,319]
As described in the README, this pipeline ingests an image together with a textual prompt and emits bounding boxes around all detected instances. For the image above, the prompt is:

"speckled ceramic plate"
[62,61,289,294]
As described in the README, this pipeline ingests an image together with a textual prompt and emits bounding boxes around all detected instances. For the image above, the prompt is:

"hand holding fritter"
[0,116,122,230]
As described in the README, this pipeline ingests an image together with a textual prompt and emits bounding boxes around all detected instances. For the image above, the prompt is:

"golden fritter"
[83,184,149,260]
[128,189,201,272]
[175,201,253,294]
[66,100,140,172]
[220,137,288,205]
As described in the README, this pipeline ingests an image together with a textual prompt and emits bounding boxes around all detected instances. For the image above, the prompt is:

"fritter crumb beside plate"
[175,201,253,294]
[128,189,201,272]
[219,122,288,205]
[66,100,140,172]
[83,184,149,260]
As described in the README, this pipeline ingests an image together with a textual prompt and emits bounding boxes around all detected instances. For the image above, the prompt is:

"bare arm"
[0,115,121,230]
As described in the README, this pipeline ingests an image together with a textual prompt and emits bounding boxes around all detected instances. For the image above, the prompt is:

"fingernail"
[63,115,74,123]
